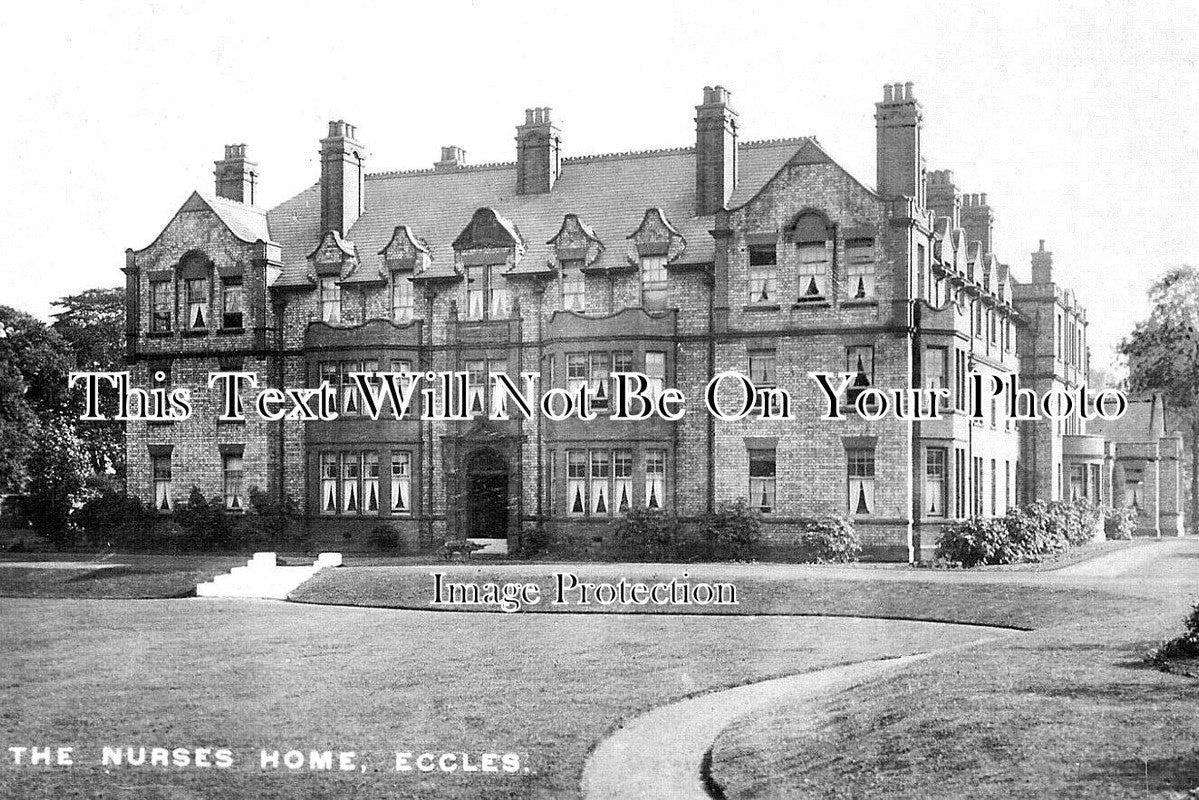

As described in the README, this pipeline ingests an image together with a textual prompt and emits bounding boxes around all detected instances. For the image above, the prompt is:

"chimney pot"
[904,81,915,100]
[883,84,893,102]
[525,108,535,125]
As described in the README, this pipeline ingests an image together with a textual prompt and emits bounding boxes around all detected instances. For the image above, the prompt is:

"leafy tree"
[51,288,126,476]
[0,358,36,492]
[1119,265,1199,532]
[22,418,93,547]
[0,306,74,417]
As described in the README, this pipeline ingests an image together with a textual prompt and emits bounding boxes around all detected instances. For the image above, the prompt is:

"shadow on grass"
[64,566,157,582]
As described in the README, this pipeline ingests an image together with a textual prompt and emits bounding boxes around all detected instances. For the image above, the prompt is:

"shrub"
[172,487,234,551]
[73,488,150,547]
[611,506,680,561]
[368,524,400,551]
[793,516,861,563]
[1104,505,1137,540]
[936,499,1104,567]
[1146,601,1199,666]
[698,498,762,560]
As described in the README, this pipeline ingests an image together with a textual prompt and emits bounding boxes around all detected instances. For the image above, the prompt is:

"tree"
[0,306,74,417]
[1119,266,1199,533]
[22,418,93,547]
[51,287,127,476]
[0,358,36,492]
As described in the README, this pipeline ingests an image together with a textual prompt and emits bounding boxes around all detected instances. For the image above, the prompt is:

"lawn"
[0,554,244,599]
[0,598,992,799]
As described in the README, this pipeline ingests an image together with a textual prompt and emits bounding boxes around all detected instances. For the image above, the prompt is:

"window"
[972,456,983,516]
[796,241,829,300]
[151,280,172,332]
[391,452,411,514]
[916,243,928,299]
[748,245,777,304]
[645,450,666,509]
[488,264,510,318]
[749,349,780,415]
[319,362,339,412]
[185,278,209,329]
[320,452,338,515]
[465,360,487,416]
[364,453,380,514]
[974,301,983,339]
[1070,463,1087,501]
[954,448,966,518]
[221,278,244,329]
[341,360,362,416]
[342,453,361,513]
[955,349,968,412]
[614,450,633,514]
[490,359,509,418]
[561,259,586,312]
[612,351,633,378]
[923,346,947,393]
[846,346,874,405]
[391,273,413,323]
[1007,461,1014,510]
[848,449,876,515]
[152,454,172,512]
[567,450,587,516]
[846,239,875,300]
[546,454,555,516]
[645,351,666,400]
[925,448,947,517]
[748,449,776,513]
[640,254,667,309]
[590,451,611,515]
[589,352,611,410]
[566,353,588,401]
[990,458,997,516]
[318,277,340,323]
[466,266,485,320]
[222,453,244,511]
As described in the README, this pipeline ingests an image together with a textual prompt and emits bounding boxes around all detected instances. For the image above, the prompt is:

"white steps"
[195,552,341,599]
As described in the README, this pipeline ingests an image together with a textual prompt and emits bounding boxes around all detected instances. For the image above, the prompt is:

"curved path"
[581,539,1196,799]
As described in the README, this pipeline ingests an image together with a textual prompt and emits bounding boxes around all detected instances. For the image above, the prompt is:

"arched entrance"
[465,448,509,541]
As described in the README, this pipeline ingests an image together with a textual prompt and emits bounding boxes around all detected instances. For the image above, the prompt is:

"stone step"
[195,552,340,600]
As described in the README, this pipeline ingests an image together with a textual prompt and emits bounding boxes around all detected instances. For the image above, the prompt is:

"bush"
[1104,505,1137,540]
[172,487,234,551]
[794,516,861,563]
[1146,601,1199,666]
[368,524,400,551]
[698,498,762,560]
[611,506,680,561]
[936,499,1104,567]
[73,488,150,547]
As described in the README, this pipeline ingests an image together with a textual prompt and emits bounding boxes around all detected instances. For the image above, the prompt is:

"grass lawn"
[291,564,1126,630]
[0,598,992,799]
[0,554,244,599]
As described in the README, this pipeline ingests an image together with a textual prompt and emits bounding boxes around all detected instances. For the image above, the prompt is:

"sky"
[0,0,1195,372]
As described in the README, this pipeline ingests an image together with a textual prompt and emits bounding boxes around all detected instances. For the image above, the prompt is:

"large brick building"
[122,82,1171,560]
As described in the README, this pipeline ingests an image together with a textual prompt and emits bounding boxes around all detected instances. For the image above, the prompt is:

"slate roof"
[265,137,821,287]
[1086,394,1171,444]
[200,192,272,245]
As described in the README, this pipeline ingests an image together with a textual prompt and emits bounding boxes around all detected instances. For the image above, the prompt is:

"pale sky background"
[0,0,1195,373]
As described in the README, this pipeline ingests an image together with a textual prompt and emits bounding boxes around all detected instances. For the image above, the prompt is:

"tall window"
[612,351,633,379]
[318,277,340,323]
[391,273,413,323]
[925,448,946,517]
[846,239,876,300]
[640,255,667,309]
[488,264,509,318]
[847,449,876,515]
[320,452,338,515]
[364,453,380,514]
[846,346,874,405]
[466,360,487,416]
[923,346,947,392]
[567,450,587,516]
[340,360,362,416]
[152,454,172,512]
[466,264,509,319]
[466,266,486,319]
[561,259,585,312]
[990,458,997,516]
[749,349,779,415]
[1070,463,1087,501]
[955,350,968,412]
[151,280,172,332]
[566,353,588,401]
[342,453,361,513]
[796,241,829,300]
[748,245,777,304]
[645,351,666,400]
[614,450,633,514]
[391,452,411,514]
[972,457,983,516]
[221,278,243,329]
[645,449,666,509]
[222,453,244,511]
[589,352,611,410]
[185,278,209,329]
[590,451,611,515]
[748,449,776,513]
[954,448,966,518]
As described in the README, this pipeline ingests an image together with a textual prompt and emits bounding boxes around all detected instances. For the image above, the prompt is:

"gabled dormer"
[379,225,430,324]
[627,208,686,311]
[452,208,523,320]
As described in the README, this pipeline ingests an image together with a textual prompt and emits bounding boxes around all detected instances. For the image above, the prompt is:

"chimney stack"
[1031,239,1053,284]
[925,169,961,229]
[435,146,467,171]
[961,193,995,256]
[695,85,738,216]
[515,107,561,195]
[214,144,258,205]
[875,82,924,204]
[320,120,368,236]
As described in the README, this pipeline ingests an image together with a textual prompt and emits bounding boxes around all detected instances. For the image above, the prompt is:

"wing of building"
[121,83,1182,561]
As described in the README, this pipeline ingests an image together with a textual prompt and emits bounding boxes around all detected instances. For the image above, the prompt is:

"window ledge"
[792,299,831,309]
[181,329,210,338]
[742,303,782,312]
[842,299,879,308]
[147,331,174,339]
[216,327,245,336]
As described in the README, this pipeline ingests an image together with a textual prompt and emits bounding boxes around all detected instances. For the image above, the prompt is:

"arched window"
[788,212,832,302]
[177,251,214,331]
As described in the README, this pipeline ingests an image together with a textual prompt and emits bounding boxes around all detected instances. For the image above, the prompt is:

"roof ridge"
[203,190,269,214]
[367,161,516,179]
[740,135,814,148]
